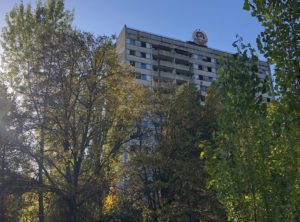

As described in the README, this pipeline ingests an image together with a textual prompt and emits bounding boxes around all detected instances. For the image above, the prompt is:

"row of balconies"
[127,43,217,66]
[152,48,190,61]
[135,68,214,86]
[153,60,191,72]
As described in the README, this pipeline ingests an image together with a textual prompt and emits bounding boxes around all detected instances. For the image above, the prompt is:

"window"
[208,77,214,82]
[199,75,203,80]
[140,74,152,81]
[203,76,211,82]
[141,74,147,80]
[175,48,190,56]
[135,73,141,79]
[129,61,135,67]
[141,63,152,70]
[197,55,203,60]
[129,50,135,56]
[212,67,216,73]
[203,57,211,62]
[211,58,217,63]
[141,41,147,48]
[200,95,205,102]
[126,38,135,45]
[193,64,203,70]
[141,52,146,58]
[193,54,203,60]
[267,98,271,102]
[207,67,212,72]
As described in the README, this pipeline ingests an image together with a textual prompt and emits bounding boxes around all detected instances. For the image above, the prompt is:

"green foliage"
[247,0,299,220]
[120,84,226,222]
[1,1,146,221]
[206,40,299,221]
[0,85,28,222]
[244,0,300,106]
[0,87,10,119]
[205,2,300,220]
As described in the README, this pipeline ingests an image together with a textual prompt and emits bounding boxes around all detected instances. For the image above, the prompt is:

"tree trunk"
[251,184,257,222]
[38,128,45,222]
[0,145,6,222]
[67,197,78,222]
[0,194,4,222]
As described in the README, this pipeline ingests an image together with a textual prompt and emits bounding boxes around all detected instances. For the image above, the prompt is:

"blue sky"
[0,0,265,60]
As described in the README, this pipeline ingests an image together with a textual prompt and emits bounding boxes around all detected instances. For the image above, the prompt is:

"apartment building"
[116,25,273,102]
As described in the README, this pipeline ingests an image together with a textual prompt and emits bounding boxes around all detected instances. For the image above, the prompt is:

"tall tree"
[205,41,299,221]
[1,1,145,221]
[1,1,73,221]
[40,31,145,222]
[205,1,300,220]
[117,84,225,222]
[244,0,300,220]
[0,84,30,221]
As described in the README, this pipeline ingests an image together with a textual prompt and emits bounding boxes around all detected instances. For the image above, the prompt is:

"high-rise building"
[116,25,273,102]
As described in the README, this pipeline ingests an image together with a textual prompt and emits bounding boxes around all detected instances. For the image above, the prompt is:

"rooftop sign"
[193,29,208,46]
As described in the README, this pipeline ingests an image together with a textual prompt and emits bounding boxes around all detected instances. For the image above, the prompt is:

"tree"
[243,0,300,96]
[1,1,73,221]
[39,31,145,222]
[205,40,299,221]
[118,84,225,222]
[0,84,29,221]
[1,1,145,221]
[205,1,300,220]
[244,0,300,153]
[244,0,300,219]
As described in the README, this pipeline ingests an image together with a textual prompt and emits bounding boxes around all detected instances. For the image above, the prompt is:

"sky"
[0,0,266,60]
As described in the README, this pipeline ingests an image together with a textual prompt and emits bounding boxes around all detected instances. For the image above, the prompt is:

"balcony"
[153,60,174,69]
[152,48,191,61]
[153,71,175,80]
[174,63,190,72]
[174,48,191,60]
[152,49,173,58]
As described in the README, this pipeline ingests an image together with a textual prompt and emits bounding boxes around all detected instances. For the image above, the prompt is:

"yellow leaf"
[199,143,205,148]
[200,151,205,159]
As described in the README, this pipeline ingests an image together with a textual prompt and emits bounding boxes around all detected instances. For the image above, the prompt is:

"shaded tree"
[1,1,73,221]
[1,1,145,221]
[119,84,225,222]
[0,84,29,221]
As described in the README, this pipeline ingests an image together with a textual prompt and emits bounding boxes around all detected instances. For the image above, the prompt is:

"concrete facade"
[116,25,272,102]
